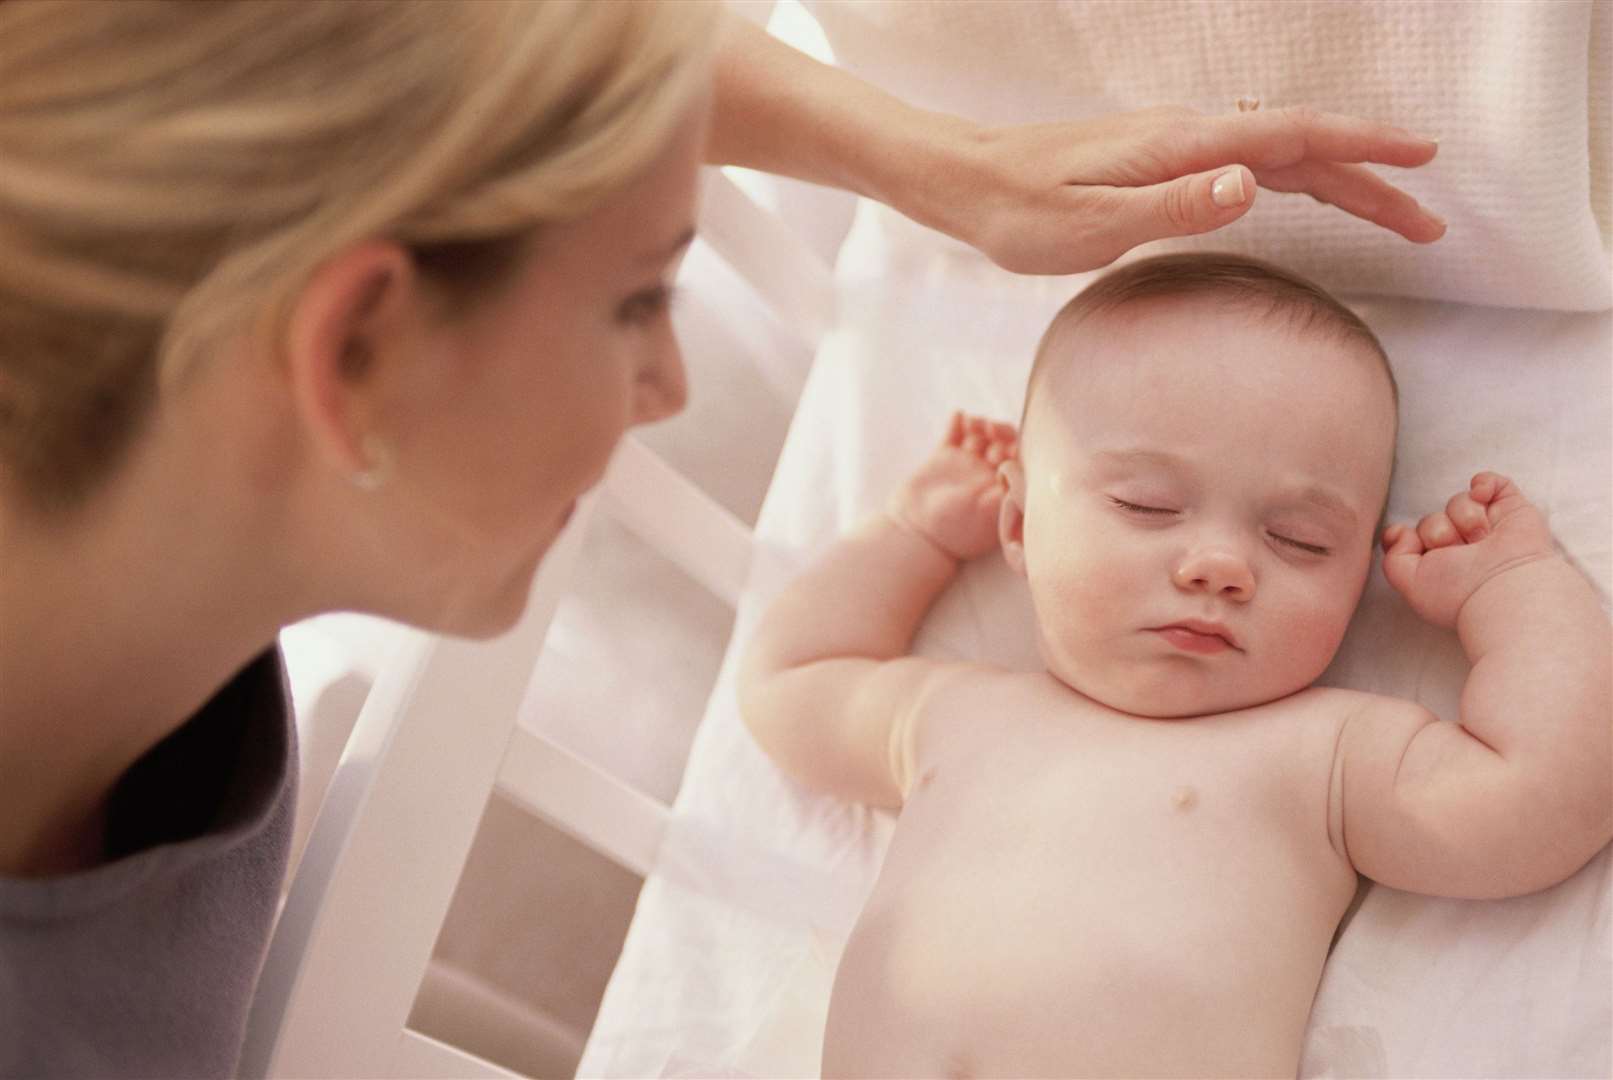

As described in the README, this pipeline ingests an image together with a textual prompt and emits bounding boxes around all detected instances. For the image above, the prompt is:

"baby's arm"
[1333,473,1612,898]
[738,413,1015,809]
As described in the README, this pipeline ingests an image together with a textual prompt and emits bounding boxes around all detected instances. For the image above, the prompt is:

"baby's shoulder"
[1229,684,1412,771]
[1251,683,1407,728]
[904,661,1053,745]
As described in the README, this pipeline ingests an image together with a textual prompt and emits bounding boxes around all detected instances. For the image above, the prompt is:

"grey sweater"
[1,650,297,1078]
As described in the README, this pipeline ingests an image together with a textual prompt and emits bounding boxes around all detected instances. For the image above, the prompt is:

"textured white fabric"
[804,0,1612,312]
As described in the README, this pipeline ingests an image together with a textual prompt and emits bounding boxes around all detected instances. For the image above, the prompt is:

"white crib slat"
[496,727,670,879]
[699,168,835,348]
[241,493,599,1079]
[602,435,753,609]
[389,1030,517,1080]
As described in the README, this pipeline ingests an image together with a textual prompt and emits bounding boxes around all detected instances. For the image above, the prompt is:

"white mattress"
[579,196,1612,1078]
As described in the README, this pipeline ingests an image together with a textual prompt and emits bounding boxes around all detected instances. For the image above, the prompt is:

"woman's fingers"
[1140,106,1444,241]
[1178,106,1440,171]
[1255,159,1445,242]
[1081,164,1256,260]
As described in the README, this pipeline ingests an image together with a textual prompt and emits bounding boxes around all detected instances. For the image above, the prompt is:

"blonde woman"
[0,2,1441,1074]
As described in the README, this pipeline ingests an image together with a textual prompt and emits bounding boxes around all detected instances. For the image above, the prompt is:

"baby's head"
[998,253,1398,718]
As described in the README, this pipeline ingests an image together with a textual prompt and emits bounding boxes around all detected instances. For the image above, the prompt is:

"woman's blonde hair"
[0,0,717,515]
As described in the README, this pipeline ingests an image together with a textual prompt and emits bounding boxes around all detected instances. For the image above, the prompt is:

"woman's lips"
[1154,625,1236,655]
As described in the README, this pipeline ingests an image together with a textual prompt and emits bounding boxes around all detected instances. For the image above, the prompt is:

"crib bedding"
[578,191,1613,1077]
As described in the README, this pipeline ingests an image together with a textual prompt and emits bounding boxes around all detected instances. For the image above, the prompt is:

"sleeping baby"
[737,252,1612,1078]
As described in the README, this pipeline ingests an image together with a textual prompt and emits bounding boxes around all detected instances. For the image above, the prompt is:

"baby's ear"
[997,459,1027,577]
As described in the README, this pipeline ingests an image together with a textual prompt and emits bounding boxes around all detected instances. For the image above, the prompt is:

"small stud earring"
[350,434,394,492]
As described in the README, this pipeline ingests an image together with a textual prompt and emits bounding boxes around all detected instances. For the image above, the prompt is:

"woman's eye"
[1269,532,1331,556]
[616,285,674,326]
[1109,497,1177,516]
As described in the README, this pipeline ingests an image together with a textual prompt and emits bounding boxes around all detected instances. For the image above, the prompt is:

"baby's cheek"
[1026,563,1103,662]
[1275,589,1357,682]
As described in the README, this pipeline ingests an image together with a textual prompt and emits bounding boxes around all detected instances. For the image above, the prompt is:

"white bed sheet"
[579,195,1613,1079]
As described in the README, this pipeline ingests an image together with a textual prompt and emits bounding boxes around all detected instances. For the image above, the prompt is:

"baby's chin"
[1043,664,1310,720]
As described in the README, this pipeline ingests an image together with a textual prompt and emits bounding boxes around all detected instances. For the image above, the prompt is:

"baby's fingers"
[943,413,988,454]
[1468,471,1524,513]
[1415,510,1462,550]
[1379,523,1423,594]
[1381,523,1416,550]
[985,420,1018,466]
[946,412,1018,461]
[1444,491,1489,543]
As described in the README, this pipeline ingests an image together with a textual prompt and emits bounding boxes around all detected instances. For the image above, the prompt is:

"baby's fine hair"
[1021,252,1398,434]
[0,0,717,517]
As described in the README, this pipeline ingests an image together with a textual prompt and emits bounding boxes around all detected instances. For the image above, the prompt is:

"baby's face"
[1007,297,1396,718]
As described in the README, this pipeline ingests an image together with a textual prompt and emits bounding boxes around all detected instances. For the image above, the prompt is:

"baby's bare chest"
[823,697,1360,1077]
[886,707,1350,952]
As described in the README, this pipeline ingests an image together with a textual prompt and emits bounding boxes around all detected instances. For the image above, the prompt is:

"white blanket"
[580,3,1612,1075]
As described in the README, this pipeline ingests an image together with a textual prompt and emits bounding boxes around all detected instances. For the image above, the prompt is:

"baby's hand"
[888,412,1018,561]
[1381,472,1556,629]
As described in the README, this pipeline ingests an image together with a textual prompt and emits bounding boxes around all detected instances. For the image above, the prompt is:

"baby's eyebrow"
[1090,450,1361,525]
[1090,448,1189,472]
[1279,485,1360,527]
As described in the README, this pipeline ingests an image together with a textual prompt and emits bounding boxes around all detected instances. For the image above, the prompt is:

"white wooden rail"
[241,161,834,1078]
[240,488,598,1079]
[699,169,835,349]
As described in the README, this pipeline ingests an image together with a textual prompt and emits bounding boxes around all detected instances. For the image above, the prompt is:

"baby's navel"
[1171,785,1198,812]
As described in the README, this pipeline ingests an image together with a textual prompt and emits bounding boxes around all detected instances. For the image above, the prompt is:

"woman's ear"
[283,241,415,486]
[998,458,1028,577]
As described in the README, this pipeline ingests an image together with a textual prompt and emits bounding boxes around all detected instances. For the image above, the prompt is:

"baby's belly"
[822,811,1350,1077]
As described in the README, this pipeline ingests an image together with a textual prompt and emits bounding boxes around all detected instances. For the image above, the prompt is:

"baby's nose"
[1172,548,1255,602]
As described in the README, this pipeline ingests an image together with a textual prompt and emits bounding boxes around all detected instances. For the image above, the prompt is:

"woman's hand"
[713,16,1445,276]
[887,412,1018,562]
[909,105,1445,274]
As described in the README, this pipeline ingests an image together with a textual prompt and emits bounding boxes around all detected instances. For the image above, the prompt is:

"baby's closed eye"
[1108,496,1178,516]
[1267,531,1331,556]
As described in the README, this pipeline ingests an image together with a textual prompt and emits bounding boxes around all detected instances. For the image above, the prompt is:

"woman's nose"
[1172,547,1255,602]
[632,336,688,425]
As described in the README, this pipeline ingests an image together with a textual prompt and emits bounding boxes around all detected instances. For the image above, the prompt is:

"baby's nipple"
[1171,786,1198,813]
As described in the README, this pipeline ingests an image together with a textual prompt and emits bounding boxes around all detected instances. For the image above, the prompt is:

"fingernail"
[1423,206,1447,229]
[1211,168,1246,208]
